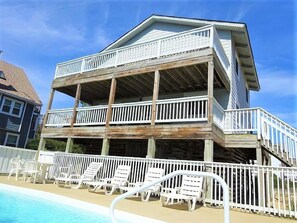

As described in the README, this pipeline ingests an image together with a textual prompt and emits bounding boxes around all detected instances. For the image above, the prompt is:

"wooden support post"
[207,61,214,124]
[204,139,214,201]
[256,141,264,207]
[36,137,46,161]
[151,70,160,125]
[65,137,74,153]
[70,83,81,127]
[256,142,263,165]
[42,89,55,129]
[147,139,156,158]
[101,138,110,155]
[106,77,117,127]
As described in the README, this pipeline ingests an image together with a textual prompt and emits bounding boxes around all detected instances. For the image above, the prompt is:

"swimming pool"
[0,184,165,223]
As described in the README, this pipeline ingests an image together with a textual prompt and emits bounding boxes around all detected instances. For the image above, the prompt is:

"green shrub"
[26,138,85,154]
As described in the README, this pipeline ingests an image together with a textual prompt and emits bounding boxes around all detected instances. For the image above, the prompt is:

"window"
[246,87,249,103]
[0,70,5,79]
[4,133,19,147]
[0,97,24,117]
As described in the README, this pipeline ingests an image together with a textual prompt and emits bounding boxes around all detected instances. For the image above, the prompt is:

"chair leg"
[8,170,13,180]
[141,191,152,202]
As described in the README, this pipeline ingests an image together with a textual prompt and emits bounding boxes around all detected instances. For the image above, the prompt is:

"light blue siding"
[121,22,197,47]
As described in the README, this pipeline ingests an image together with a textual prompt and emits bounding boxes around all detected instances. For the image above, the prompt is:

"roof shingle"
[0,60,42,105]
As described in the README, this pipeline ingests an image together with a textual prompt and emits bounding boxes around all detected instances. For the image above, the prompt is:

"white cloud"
[0,2,111,54]
[260,70,297,97]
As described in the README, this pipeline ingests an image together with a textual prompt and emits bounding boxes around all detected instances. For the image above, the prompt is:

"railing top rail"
[157,95,208,104]
[47,108,74,113]
[76,105,108,111]
[109,170,230,223]
[111,100,152,107]
[56,25,214,67]
[53,152,297,170]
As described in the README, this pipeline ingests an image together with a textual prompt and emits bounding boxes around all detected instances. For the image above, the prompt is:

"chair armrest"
[68,174,80,180]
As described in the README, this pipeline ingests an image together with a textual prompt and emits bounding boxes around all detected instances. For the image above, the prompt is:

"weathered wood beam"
[174,67,196,90]
[41,88,55,129]
[70,83,81,127]
[41,123,214,139]
[207,61,214,124]
[159,71,179,91]
[163,69,187,90]
[184,66,204,89]
[151,70,160,126]
[106,77,116,127]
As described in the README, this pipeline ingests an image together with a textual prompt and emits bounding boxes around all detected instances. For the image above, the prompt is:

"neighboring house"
[0,60,42,148]
[39,15,296,167]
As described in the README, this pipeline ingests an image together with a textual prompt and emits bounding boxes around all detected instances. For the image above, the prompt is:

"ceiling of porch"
[56,63,226,105]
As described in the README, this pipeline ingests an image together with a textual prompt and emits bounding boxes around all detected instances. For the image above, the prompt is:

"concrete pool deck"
[1,175,295,223]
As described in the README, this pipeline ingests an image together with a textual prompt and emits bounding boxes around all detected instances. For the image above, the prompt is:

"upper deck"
[54,25,230,82]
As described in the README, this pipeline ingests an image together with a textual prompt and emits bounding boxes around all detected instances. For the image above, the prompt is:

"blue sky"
[0,0,296,128]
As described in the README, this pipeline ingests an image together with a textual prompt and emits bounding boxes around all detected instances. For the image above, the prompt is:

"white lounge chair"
[87,165,131,195]
[23,160,41,184]
[120,167,164,201]
[55,162,103,189]
[160,175,204,211]
[8,156,24,181]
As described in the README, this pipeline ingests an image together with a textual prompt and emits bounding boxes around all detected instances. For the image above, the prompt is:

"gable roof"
[0,60,42,106]
[103,14,260,91]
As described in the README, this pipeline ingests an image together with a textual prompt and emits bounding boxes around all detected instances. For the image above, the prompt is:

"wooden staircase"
[259,111,296,167]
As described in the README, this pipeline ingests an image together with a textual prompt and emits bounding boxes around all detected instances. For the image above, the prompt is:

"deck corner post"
[71,83,81,128]
[65,137,74,153]
[42,88,55,129]
[36,137,46,160]
[204,139,214,201]
[106,77,117,127]
[207,61,214,124]
[151,70,160,126]
[147,138,156,158]
[101,138,110,155]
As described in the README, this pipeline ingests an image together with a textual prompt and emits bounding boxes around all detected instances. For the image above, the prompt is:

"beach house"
[39,15,296,168]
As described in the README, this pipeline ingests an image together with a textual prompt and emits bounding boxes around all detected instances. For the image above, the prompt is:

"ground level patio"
[1,175,295,223]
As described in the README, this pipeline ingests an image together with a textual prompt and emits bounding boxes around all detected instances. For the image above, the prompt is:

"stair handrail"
[109,170,230,223]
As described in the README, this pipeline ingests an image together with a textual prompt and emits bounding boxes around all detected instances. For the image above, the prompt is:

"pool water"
[0,187,112,223]
[0,184,163,223]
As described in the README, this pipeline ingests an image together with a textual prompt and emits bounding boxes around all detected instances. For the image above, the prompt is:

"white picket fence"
[49,152,296,219]
[0,147,296,218]
[0,146,37,173]
[55,25,229,79]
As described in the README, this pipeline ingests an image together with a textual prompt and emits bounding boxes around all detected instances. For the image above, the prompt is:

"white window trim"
[4,132,20,147]
[0,96,24,118]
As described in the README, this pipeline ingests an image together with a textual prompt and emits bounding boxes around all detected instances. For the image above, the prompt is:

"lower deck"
[41,122,258,164]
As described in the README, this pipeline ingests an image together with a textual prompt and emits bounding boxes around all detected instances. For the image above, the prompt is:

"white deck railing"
[156,96,208,123]
[49,152,297,219]
[224,108,297,166]
[46,108,73,127]
[46,96,208,127]
[111,101,152,124]
[54,25,230,79]
[75,105,108,126]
